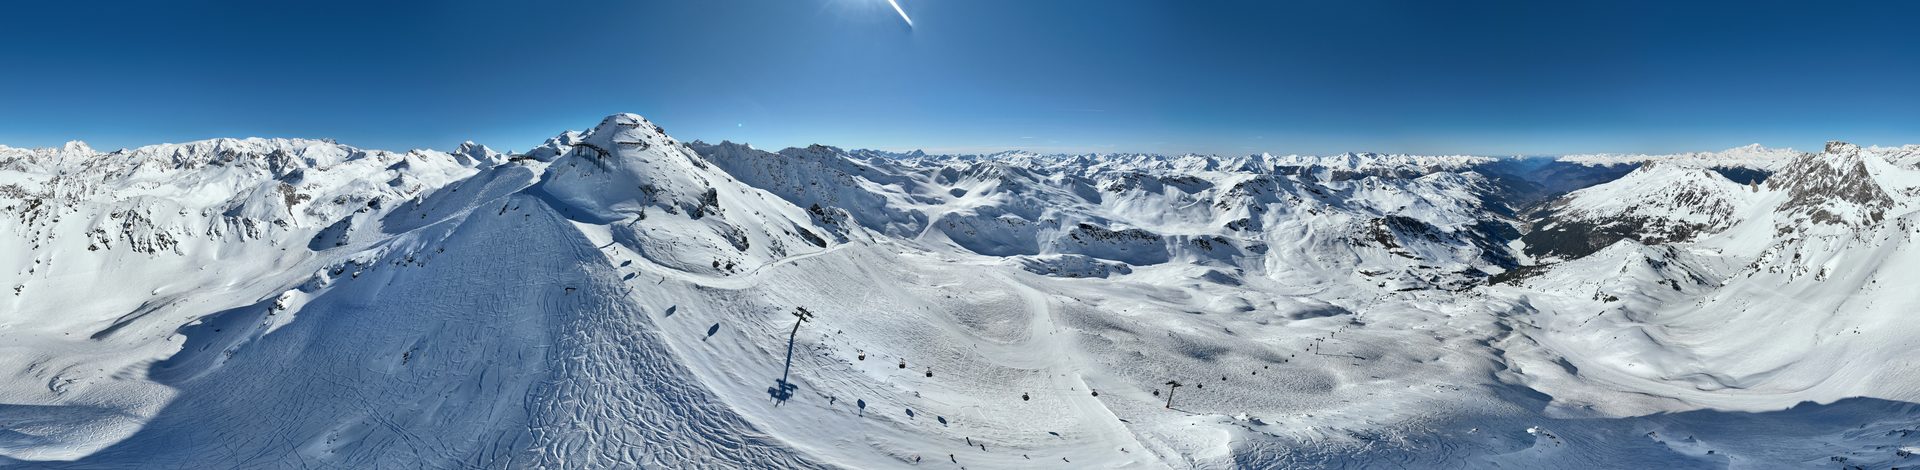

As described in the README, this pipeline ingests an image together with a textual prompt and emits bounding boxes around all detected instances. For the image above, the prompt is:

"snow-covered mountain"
[1522,161,1763,262]
[1492,141,1920,421]
[1559,143,1805,171]
[3,118,1916,468]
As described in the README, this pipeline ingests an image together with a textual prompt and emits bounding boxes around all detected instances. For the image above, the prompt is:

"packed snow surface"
[2,117,1917,468]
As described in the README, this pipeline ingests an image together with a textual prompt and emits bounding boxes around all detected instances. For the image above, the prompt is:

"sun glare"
[885,0,913,27]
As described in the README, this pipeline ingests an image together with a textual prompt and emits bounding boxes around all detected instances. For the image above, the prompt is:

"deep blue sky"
[3,1,1917,156]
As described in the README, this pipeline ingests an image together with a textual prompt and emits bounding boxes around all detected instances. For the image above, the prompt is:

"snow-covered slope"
[1495,141,1920,423]
[3,119,1917,469]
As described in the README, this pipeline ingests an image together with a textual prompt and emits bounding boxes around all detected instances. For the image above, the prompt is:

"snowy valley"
[2,114,1917,469]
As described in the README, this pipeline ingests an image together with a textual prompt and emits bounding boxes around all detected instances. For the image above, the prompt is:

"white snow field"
[2,115,1917,468]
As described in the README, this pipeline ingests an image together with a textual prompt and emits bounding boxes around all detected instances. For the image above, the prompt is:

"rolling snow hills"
[2,115,1916,468]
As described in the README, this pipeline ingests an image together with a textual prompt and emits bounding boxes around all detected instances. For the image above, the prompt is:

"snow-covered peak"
[532,113,831,275]
[535,114,704,220]
[1522,161,1760,261]
[1823,140,1862,156]
[522,130,587,162]
[61,140,94,155]
[589,113,663,139]
[1559,161,1758,221]
[452,141,505,168]
[1559,144,1804,170]
[689,139,756,154]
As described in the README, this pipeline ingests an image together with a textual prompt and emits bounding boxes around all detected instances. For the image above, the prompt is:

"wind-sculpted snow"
[3,119,1918,468]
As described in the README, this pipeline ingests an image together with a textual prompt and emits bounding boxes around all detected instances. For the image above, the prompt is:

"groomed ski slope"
[1,115,1917,468]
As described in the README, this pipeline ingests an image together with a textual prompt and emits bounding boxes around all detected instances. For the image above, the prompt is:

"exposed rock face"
[1769,141,1894,231]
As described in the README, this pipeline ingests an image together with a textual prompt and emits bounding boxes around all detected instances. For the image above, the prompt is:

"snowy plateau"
[2,113,1918,469]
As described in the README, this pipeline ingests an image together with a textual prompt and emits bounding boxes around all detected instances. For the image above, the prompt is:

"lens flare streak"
[885,0,913,27]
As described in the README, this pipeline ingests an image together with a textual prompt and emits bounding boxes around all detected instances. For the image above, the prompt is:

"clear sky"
[3,0,1918,156]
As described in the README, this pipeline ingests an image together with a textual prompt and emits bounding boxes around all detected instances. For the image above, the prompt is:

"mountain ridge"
[3,114,1918,468]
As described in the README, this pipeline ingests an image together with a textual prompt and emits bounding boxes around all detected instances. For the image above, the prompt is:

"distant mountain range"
[3,114,1916,468]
